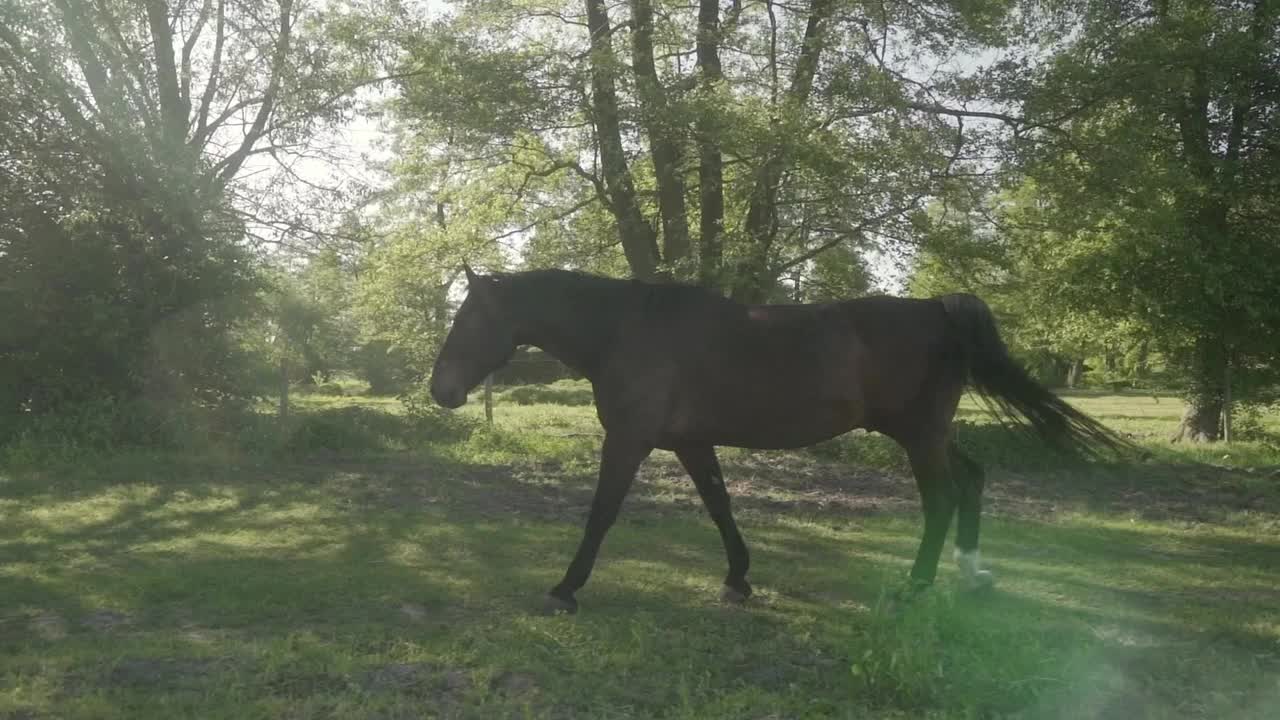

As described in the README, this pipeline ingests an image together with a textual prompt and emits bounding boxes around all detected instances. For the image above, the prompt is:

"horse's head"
[429,264,517,409]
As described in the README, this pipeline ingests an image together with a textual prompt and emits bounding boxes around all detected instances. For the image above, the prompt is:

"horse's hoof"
[885,579,931,615]
[719,581,752,605]
[961,570,996,593]
[541,593,578,616]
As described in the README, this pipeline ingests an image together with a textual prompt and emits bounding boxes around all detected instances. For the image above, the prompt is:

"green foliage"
[280,405,474,455]
[0,395,271,468]
[352,340,414,395]
[0,0,394,451]
[242,252,364,391]
[497,380,595,407]
[1003,0,1280,423]
[0,104,264,445]
[398,384,486,440]
[352,208,505,390]
[1234,401,1280,446]
[380,0,1027,295]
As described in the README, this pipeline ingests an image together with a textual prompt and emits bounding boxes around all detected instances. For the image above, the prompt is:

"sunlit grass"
[2,391,1278,718]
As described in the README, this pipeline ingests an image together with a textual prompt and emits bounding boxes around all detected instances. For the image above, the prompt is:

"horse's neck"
[515,284,623,379]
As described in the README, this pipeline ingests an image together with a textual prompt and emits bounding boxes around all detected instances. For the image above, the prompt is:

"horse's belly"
[662,390,864,450]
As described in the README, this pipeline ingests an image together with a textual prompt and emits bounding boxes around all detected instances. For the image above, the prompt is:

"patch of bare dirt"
[489,670,539,698]
[710,456,918,517]
[104,657,219,690]
[986,463,1280,523]
[295,451,1278,527]
[58,655,236,698]
[359,662,472,702]
[27,610,68,641]
[80,609,132,632]
[265,670,349,697]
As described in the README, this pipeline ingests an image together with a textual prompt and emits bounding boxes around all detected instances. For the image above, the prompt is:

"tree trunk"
[1135,340,1150,380]
[1170,338,1225,443]
[630,0,689,272]
[1172,399,1222,443]
[731,0,835,302]
[1066,358,1084,388]
[583,0,660,281]
[695,0,725,288]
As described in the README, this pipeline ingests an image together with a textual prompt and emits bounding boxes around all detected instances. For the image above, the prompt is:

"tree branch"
[210,0,294,186]
[736,0,836,300]
[771,194,928,274]
[92,1,160,128]
[181,0,214,113]
[488,196,598,244]
[51,0,121,122]
[194,0,226,140]
[145,0,187,144]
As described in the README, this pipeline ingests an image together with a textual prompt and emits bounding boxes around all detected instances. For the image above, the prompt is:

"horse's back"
[608,290,954,449]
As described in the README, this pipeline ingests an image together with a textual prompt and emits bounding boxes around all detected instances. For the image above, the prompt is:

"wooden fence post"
[483,374,494,425]
[279,358,289,422]
[1222,354,1233,443]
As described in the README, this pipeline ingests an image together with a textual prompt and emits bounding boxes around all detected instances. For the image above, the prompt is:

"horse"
[429,266,1128,614]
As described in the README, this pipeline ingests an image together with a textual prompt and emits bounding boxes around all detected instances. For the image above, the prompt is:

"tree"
[905,187,1164,390]
[0,0,395,437]
[386,0,1033,300]
[1011,0,1280,440]
[0,34,259,427]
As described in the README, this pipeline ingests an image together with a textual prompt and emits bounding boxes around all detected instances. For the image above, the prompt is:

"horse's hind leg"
[676,446,752,603]
[904,440,957,591]
[950,442,994,590]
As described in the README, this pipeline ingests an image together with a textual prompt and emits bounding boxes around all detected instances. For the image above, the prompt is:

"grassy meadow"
[2,381,1279,719]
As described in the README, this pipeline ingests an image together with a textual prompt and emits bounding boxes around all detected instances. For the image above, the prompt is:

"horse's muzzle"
[429,377,467,409]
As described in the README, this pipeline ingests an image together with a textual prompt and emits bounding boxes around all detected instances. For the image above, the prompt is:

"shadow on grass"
[4,412,1280,718]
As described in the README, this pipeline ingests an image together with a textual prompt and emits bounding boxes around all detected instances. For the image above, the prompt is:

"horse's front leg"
[544,431,652,614]
[675,446,752,604]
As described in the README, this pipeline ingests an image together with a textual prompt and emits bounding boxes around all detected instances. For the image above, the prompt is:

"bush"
[282,406,403,453]
[399,384,485,438]
[354,340,414,395]
[310,382,347,397]
[0,395,268,467]
[490,348,577,385]
[497,379,594,406]
[1233,400,1280,446]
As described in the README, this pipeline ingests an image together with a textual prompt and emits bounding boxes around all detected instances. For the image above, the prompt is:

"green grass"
[2,390,1279,718]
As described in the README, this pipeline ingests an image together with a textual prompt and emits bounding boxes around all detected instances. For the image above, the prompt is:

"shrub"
[497,379,594,407]
[354,340,413,395]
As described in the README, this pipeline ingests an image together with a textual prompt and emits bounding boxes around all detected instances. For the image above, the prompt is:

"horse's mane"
[492,269,722,370]
[498,268,721,316]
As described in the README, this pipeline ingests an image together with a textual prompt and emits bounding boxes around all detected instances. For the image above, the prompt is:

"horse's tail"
[939,293,1134,459]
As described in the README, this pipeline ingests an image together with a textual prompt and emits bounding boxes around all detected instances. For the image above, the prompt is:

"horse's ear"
[463,262,479,286]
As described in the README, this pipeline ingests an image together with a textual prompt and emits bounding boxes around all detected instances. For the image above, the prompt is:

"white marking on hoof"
[955,548,996,591]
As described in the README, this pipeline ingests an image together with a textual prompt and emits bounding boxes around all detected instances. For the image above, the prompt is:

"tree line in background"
[2,0,1277,454]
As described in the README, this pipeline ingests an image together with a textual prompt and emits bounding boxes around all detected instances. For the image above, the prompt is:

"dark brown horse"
[429,266,1127,614]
